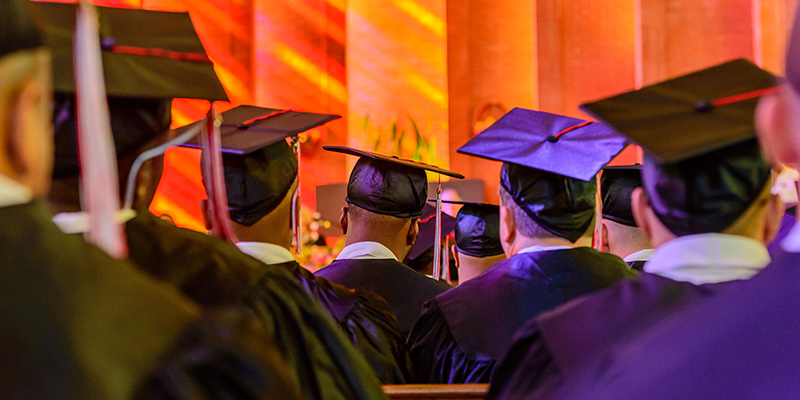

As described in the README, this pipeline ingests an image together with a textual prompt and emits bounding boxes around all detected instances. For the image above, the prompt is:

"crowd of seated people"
[5,0,800,398]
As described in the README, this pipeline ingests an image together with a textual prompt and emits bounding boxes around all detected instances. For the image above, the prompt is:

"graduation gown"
[316,258,450,333]
[124,211,388,400]
[406,247,635,384]
[0,202,298,399]
[543,247,800,400]
[275,259,411,384]
[486,273,738,400]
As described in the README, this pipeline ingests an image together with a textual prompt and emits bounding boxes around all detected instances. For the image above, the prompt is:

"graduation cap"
[324,146,464,218]
[178,105,340,154]
[600,166,642,227]
[178,106,340,228]
[326,146,464,279]
[29,1,227,101]
[581,59,774,236]
[406,203,457,262]
[1,0,43,59]
[447,201,504,258]
[39,1,228,178]
[457,108,628,242]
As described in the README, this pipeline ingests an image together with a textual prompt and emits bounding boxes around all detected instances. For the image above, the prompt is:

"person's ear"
[631,187,655,243]
[450,244,460,269]
[756,90,800,168]
[601,221,610,253]
[200,199,212,231]
[407,218,420,247]
[339,206,348,235]
[8,77,50,195]
[499,204,516,245]
[763,193,785,245]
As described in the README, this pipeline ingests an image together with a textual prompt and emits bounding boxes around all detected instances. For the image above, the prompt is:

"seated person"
[487,59,783,400]
[0,2,299,398]
[449,202,506,283]
[40,5,387,398]
[406,108,635,384]
[196,105,411,384]
[316,146,460,334]
[599,166,653,270]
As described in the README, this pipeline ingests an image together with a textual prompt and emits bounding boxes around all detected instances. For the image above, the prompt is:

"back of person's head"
[633,139,781,246]
[600,167,652,258]
[0,0,52,197]
[201,139,298,244]
[498,163,596,243]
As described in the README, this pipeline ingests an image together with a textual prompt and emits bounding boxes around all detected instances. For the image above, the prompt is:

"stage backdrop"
[41,0,797,231]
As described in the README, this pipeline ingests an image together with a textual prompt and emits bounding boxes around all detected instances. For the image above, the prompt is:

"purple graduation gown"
[406,247,635,384]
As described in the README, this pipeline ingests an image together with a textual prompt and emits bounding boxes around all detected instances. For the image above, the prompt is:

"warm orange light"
[390,0,445,38]
[274,43,348,104]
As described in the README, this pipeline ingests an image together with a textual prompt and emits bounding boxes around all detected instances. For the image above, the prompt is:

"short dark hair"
[347,203,416,231]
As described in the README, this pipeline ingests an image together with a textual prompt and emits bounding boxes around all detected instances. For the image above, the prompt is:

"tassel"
[199,104,239,243]
[74,1,127,258]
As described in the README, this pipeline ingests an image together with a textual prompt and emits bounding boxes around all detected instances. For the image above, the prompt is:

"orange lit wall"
[47,0,799,230]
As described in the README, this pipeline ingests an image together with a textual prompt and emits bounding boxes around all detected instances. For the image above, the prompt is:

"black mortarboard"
[179,105,340,154]
[407,204,457,261]
[581,59,774,236]
[600,166,642,227]
[458,108,628,242]
[1,0,43,59]
[178,106,340,226]
[581,59,776,164]
[452,202,504,258]
[325,146,465,218]
[29,1,227,101]
[40,1,228,178]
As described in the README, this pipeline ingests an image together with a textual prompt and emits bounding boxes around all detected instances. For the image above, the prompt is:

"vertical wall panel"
[346,0,450,179]
[446,0,538,202]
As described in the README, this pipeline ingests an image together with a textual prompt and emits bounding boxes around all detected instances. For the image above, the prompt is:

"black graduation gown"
[316,258,450,333]
[406,247,636,384]
[627,260,646,271]
[275,259,410,384]
[486,272,738,400]
[0,202,298,399]
[124,211,388,400]
[543,248,799,400]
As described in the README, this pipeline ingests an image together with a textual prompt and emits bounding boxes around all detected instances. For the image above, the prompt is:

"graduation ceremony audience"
[5,0,800,398]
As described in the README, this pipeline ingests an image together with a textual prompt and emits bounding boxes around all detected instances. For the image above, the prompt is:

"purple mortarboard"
[1,0,43,59]
[458,108,628,242]
[600,166,642,227]
[407,203,457,261]
[178,105,340,226]
[581,59,774,236]
[324,146,464,218]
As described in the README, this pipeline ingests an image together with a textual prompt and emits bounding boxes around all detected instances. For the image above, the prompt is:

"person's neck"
[508,234,588,257]
[344,231,407,261]
[235,227,292,250]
